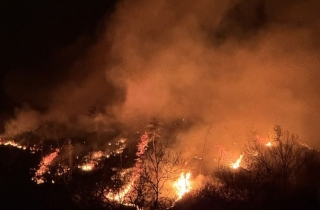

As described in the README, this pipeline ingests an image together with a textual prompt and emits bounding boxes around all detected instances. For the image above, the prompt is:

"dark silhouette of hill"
[0,146,76,210]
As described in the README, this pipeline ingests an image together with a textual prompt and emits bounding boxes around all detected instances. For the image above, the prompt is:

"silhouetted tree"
[215,126,320,209]
[243,126,311,195]
[133,120,184,210]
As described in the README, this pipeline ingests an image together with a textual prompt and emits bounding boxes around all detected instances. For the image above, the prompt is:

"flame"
[79,162,95,171]
[77,151,106,171]
[266,142,272,147]
[105,181,134,203]
[77,139,126,172]
[104,135,147,206]
[77,151,104,171]
[174,172,191,199]
[33,149,60,184]
[230,155,243,169]
[0,139,27,150]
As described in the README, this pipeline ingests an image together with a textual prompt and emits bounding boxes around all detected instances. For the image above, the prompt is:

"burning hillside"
[1,0,320,209]
[1,124,320,210]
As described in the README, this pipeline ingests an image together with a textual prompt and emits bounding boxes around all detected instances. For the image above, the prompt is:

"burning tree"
[131,120,184,210]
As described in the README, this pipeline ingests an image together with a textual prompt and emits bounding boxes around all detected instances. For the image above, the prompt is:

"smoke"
[2,0,320,167]
[105,0,320,166]
[2,38,126,143]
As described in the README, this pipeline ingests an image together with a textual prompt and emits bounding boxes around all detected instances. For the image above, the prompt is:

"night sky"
[1,0,320,165]
[1,0,117,128]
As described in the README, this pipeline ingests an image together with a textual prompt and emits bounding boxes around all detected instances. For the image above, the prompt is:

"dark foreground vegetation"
[173,126,320,210]
[0,125,319,210]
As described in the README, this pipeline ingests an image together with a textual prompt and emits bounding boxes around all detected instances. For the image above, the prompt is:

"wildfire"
[230,155,243,169]
[79,162,95,171]
[104,169,136,206]
[105,181,134,203]
[0,139,27,150]
[77,151,105,171]
[77,139,126,172]
[174,172,191,199]
[104,135,146,206]
[32,149,60,184]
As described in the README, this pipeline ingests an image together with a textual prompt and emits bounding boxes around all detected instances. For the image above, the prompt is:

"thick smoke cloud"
[106,0,320,161]
[2,0,320,167]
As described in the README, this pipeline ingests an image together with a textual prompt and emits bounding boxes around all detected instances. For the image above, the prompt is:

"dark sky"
[1,0,320,165]
[0,0,118,128]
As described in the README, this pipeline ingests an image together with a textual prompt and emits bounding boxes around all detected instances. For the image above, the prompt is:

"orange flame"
[0,139,27,150]
[79,162,95,171]
[230,155,243,169]
[174,172,191,199]
[78,151,105,171]
[105,181,134,203]
[266,142,272,147]
[33,149,60,184]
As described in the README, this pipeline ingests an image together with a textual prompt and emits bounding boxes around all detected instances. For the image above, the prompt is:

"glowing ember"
[32,149,60,184]
[78,162,95,171]
[230,155,243,169]
[174,172,191,199]
[56,164,70,176]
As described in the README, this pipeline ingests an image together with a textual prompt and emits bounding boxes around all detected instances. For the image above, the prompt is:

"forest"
[0,123,319,210]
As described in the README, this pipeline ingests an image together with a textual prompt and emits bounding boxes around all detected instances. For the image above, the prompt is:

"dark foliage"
[0,146,76,210]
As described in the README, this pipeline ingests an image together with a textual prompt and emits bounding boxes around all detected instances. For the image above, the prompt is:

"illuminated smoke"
[102,0,320,171]
[1,0,320,176]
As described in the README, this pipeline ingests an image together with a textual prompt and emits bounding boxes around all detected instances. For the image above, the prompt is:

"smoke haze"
[2,0,320,166]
